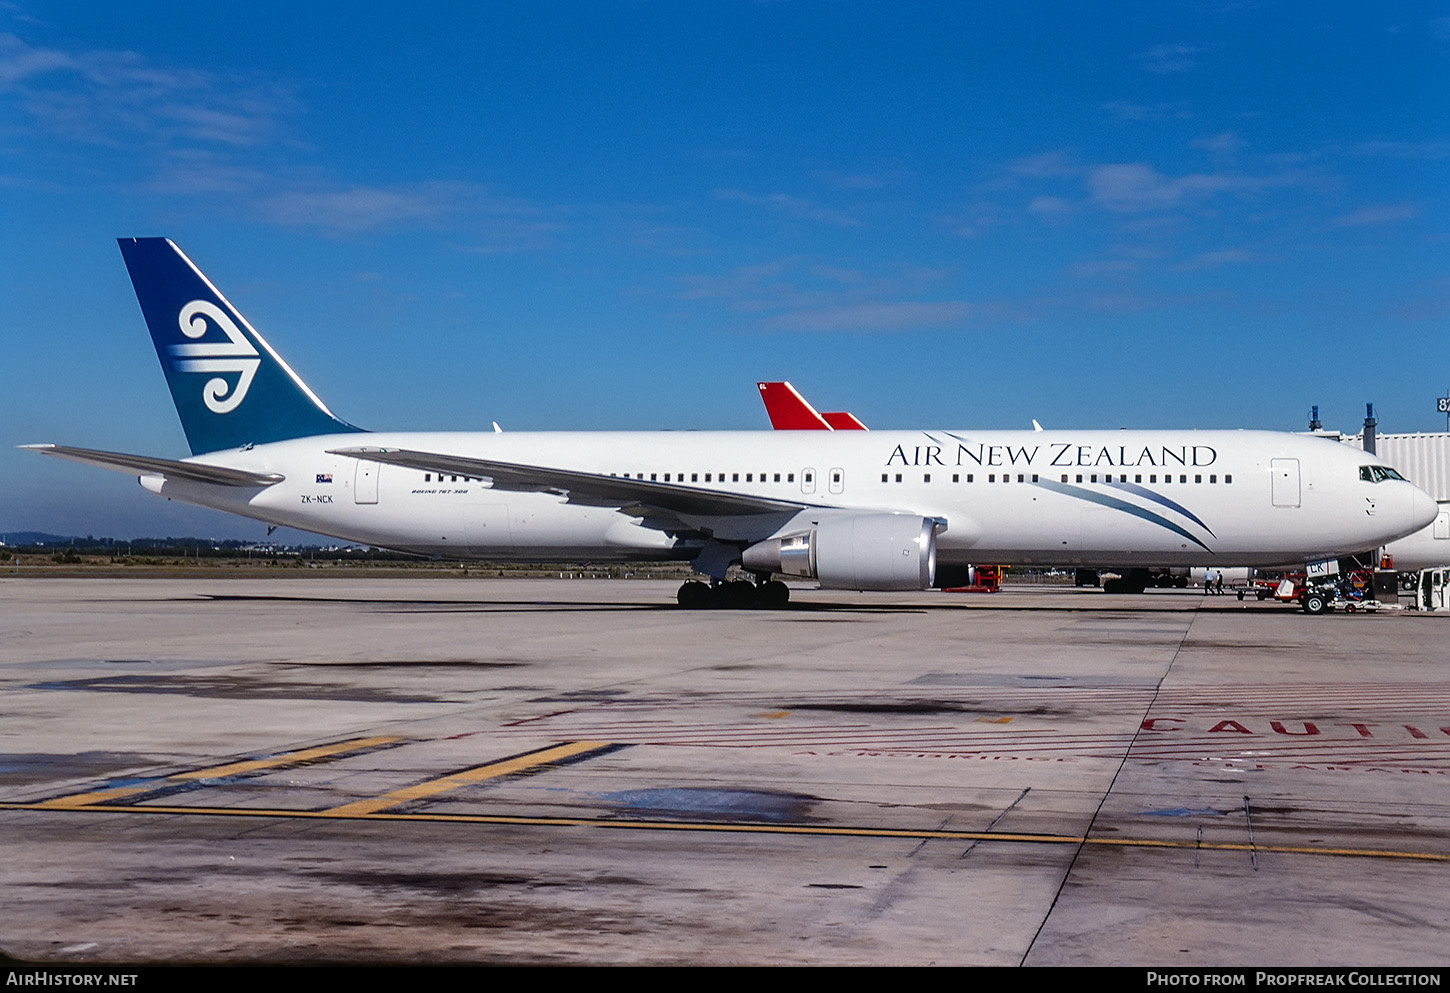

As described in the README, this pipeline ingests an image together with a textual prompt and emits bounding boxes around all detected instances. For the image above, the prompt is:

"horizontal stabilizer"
[20,444,285,487]
[328,446,804,517]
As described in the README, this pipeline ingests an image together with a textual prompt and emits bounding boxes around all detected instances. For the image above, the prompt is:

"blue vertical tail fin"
[118,237,364,455]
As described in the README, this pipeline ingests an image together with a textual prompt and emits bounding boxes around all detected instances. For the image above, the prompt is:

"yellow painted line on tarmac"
[168,737,402,781]
[4,800,1446,864]
[33,736,402,809]
[324,741,615,816]
[34,785,153,808]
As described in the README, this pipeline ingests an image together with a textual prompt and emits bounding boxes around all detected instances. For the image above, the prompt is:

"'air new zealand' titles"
[23,238,1440,609]
[885,441,1219,468]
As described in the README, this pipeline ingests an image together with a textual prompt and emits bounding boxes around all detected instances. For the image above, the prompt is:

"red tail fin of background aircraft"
[756,382,868,430]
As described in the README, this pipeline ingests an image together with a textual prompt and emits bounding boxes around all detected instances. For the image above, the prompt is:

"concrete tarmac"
[1,577,1447,966]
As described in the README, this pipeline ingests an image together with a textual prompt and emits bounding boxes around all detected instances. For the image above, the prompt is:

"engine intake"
[742,514,939,591]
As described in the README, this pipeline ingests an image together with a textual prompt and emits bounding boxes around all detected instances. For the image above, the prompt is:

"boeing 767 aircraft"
[22,239,1439,609]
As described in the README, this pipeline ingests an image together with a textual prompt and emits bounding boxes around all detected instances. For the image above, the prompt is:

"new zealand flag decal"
[316,473,333,484]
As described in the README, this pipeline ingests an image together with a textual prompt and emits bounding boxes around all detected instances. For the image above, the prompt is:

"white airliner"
[1384,502,1450,572]
[22,239,1439,608]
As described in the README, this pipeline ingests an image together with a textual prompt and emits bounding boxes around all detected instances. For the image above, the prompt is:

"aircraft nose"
[1412,484,1439,531]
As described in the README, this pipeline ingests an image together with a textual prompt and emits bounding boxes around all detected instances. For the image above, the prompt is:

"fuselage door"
[1270,458,1300,508]
[801,468,816,495]
[828,467,845,495]
[354,459,379,504]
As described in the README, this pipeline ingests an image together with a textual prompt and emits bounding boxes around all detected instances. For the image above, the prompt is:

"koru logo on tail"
[169,300,260,413]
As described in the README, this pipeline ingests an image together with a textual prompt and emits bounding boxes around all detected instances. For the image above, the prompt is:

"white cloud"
[256,181,559,245]
[0,32,292,149]
[1133,43,1206,74]
[763,300,976,332]
[1069,258,1140,279]
[1011,150,1079,178]
[1192,131,1245,156]
[1086,162,1306,213]
[713,188,860,227]
[1327,203,1420,228]
[0,32,75,84]
[1174,249,1255,271]
[675,258,970,332]
[1028,195,1074,216]
[1087,163,1183,212]
[1101,100,1193,122]
[1352,140,1450,160]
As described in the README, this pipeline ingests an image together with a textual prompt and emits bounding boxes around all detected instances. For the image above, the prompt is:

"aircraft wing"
[328,446,808,518]
[20,444,285,487]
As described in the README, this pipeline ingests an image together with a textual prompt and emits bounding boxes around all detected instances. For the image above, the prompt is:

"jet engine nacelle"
[742,514,938,591]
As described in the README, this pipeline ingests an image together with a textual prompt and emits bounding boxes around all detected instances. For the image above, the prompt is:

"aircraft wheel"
[1175,577,1188,588]
[758,580,790,609]
[1237,590,1245,601]
[677,581,711,608]
[720,580,756,608]
[1302,592,1328,615]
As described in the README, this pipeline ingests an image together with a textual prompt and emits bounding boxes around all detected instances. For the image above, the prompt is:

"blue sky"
[3,1,1448,540]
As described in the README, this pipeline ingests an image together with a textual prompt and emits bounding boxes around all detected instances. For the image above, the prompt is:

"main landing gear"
[676,577,791,609]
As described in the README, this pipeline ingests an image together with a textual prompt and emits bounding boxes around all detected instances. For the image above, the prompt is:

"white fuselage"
[1383,502,1450,572]
[148,428,1434,569]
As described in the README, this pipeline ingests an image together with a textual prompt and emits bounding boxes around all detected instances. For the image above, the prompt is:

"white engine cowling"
[742,514,938,591]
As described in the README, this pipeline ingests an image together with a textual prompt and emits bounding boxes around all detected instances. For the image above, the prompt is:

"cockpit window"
[1360,465,1405,483]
